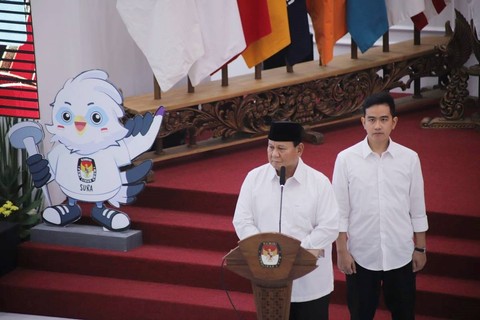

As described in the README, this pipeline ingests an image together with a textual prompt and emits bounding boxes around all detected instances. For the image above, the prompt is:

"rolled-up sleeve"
[410,155,428,232]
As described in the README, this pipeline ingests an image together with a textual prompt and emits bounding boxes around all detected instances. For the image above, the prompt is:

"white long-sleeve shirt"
[332,137,428,271]
[233,158,339,302]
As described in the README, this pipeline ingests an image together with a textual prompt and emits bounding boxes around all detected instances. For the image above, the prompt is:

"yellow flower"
[1,200,19,217]
[0,207,10,218]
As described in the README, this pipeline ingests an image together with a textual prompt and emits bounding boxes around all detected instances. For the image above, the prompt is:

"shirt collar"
[361,136,396,159]
[268,158,306,184]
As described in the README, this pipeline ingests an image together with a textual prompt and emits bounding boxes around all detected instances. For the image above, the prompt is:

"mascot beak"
[74,115,87,134]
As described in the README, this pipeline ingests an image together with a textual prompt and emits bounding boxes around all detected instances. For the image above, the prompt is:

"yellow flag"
[241,0,290,68]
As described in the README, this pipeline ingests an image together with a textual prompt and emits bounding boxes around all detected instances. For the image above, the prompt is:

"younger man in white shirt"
[333,92,428,320]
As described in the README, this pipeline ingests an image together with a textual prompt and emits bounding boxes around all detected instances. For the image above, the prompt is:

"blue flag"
[347,0,389,53]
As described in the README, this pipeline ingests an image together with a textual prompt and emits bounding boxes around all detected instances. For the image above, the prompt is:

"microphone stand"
[279,166,286,233]
[279,185,284,233]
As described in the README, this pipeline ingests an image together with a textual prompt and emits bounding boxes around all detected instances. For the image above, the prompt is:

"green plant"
[0,116,43,240]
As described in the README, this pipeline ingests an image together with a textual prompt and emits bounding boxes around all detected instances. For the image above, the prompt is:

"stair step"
[0,268,450,320]
[424,235,480,280]
[331,269,480,319]
[127,206,239,251]
[416,273,480,319]
[427,235,480,258]
[18,242,249,292]
[331,269,480,300]
[417,273,480,299]
[138,186,238,216]
[328,303,449,320]
[0,268,256,320]
[127,205,479,281]
[427,211,480,240]
[17,240,479,319]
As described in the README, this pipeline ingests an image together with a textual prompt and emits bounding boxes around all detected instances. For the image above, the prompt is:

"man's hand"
[336,232,356,275]
[337,249,356,275]
[412,251,427,272]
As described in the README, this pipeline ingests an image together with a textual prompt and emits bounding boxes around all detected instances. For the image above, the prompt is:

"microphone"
[279,166,286,233]
[279,166,286,186]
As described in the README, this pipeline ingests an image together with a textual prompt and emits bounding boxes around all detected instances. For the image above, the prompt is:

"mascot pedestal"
[31,223,142,252]
[8,69,164,252]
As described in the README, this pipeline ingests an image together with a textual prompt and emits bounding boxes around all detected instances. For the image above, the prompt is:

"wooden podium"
[223,232,318,320]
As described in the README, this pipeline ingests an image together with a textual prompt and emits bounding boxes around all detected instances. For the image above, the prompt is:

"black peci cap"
[268,121,303,142]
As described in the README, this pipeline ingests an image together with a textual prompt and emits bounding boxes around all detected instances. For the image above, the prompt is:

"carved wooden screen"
[0,0,39,118]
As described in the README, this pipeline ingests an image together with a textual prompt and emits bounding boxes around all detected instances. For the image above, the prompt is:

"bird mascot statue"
[9,69,164,231]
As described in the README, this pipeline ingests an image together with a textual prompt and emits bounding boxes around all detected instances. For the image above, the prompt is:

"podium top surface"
[224,232,317,283]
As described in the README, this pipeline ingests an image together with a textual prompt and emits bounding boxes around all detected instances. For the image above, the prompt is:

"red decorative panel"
[0,0,39,119]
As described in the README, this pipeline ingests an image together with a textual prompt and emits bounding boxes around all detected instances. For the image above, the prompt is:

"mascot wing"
[124,106,165,160]
[108,160,153,207]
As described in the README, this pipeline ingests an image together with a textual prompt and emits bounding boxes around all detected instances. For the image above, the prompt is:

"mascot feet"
[91,206,130,231]
[42,204,82,226]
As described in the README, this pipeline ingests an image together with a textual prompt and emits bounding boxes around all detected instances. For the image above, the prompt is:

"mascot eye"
[91,112,102,124]
[87,108,108,126]
[55,106,74,125]
[62,112,72,122]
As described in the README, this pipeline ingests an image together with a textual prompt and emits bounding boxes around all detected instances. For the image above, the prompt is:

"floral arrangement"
[0,116,43,240]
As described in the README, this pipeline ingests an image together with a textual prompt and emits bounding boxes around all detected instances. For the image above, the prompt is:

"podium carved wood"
[224,232,318,320]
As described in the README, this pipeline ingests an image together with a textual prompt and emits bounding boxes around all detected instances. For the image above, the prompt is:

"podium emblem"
[258,241,282,268]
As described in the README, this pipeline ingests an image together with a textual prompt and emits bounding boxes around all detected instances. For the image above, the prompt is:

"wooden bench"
[124,35,451,163]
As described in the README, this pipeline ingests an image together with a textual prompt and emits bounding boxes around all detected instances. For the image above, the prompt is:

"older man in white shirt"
[233,121,339,320]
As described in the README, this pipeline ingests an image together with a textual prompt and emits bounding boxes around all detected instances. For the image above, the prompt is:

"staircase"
[0,106,479,320]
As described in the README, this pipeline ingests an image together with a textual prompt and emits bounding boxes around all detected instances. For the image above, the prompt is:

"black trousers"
[346,262,416,320]
[289,294,330,320]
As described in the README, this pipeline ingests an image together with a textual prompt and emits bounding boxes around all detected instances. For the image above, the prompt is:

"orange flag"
[241,0,290,68]
[306,0,347,66]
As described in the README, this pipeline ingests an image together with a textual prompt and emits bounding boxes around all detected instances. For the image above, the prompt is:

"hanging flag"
[347,0,389,53]
[241,0,290,68]
[117,0,205,92]
[385,0,425,26]
[306,0,347,66]
[263,0,313,69]
[238,0,271,49]
[411,0,451,31]
[187,0,246,86]
[210,0,271,76]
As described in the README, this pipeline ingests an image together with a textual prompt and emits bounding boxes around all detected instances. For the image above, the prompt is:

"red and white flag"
[385,0,425,26]
[411,0,452,31]
[187,0,246,86]
[117,0,205,92]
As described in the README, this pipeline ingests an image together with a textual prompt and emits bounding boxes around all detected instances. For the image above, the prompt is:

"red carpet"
[152,106,479,217]
[0,104,479,319]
